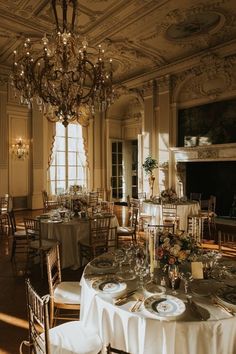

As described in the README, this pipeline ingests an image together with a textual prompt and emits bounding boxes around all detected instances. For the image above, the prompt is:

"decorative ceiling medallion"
[166,12,221,40]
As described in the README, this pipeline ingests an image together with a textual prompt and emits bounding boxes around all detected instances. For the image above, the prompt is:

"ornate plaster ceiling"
[0,0,236,88]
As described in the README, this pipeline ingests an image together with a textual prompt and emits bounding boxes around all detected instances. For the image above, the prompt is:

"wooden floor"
[0,206,235,353]
[0,206,129,354]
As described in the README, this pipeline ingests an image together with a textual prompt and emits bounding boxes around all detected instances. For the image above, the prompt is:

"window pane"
[57,166,65,179]
[112,154,116,164]
[78,152,86,164]
[50,167,56,180]
[118,154,122,164]
[56,137,65,150]
[68,152,76,165]
[56,124,66,137]
[50,181,56,195]
[56,151,65,165]
[68,166,76,179]
[118,165,122,175]
[118,142,122,152]
[68,137,77,151]
[77,166,85,179]
[57,181,66,191]
[112,166,116,176]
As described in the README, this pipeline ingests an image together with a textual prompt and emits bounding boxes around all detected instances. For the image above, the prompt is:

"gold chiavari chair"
[20,279,102,354]
[46,244,81,328]
[117,207,139,244]
[24,218,58,278]
[78,215,112,266]
[42,190,59,213]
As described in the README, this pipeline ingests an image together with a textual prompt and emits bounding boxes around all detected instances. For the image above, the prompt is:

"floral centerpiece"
[142,156,158,199]
[72,196,87,214]
[69,184,82,194]
[160,188,178,202]
[157,230,200,268]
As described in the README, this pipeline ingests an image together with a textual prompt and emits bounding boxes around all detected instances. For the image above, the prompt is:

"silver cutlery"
[115,290,137,305]
[212,298,235,316]
[129,296,144,312]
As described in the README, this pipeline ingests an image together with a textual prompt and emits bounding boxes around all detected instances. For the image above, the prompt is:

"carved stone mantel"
[171,143,236,162]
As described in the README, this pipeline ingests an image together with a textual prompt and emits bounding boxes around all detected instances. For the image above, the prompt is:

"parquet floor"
[0,206,128,354]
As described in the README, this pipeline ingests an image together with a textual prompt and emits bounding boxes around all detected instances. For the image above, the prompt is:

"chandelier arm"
[51,0,59,32]
[12,0,114,127]
[62,0,68,32]
[71,0,77,32]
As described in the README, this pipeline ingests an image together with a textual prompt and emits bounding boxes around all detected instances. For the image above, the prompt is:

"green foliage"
[142,156,158,175]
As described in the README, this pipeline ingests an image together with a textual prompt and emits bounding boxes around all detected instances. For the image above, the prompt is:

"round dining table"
[80,253,236,354]
[40,214,119,269]
[142,201,200,231]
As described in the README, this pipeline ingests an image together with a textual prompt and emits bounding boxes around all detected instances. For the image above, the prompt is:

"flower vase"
[149,174,155,199]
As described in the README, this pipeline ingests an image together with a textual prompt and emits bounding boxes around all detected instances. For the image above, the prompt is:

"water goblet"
[168,264,180,295]
[180,271,193,295]
[114,250,125,272]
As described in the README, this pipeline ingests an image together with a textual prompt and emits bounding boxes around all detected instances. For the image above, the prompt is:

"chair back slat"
[24,218,41,245]
[25,278,51,354]
[0,213,10,236]
[89,216,112,248]
[88,192,99,207]
[46,245,62,295]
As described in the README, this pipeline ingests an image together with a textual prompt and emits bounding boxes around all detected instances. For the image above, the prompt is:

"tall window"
[49,123,87,194]
[111,141,123,199]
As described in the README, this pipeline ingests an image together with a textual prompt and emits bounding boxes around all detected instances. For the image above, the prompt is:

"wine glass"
[135,258,149,289]
[168,264,180,295]
[180,271,193,296]
[114,250,125,272]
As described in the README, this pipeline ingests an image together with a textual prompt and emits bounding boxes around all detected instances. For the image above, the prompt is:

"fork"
[130,296,144,312]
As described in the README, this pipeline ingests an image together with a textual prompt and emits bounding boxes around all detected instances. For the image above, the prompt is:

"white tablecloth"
[41,215,118,269]
[142,201,200,231]
[80,259,236,354]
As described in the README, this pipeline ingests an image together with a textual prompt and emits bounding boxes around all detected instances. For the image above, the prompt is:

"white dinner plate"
[144,283,166,296]
[89,257,117,272]
[92,277,127,298]
[47,219,63,223]
[144,294,186,320]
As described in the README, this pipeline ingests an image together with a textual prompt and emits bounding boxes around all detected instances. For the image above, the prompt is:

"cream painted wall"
[8,111,29,198]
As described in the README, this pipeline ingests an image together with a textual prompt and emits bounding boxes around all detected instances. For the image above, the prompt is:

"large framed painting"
[178,99,236,147]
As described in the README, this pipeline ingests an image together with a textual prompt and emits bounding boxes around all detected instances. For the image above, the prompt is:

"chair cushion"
[14,230,27,237]
[30,239,58,250]
[117,226,134,235]
[54,282,81,304]
[48,321,102,354]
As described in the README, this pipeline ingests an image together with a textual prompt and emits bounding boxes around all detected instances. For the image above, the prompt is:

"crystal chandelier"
[11,0,113,127]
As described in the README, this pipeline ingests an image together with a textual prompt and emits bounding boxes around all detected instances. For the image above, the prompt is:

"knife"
[114,290,137,305]
[212,299,235,316]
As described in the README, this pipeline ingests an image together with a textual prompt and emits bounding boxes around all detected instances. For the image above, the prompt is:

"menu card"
[191,262,204,279]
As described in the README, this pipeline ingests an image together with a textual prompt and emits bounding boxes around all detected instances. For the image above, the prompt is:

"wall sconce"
[11,138,29,160]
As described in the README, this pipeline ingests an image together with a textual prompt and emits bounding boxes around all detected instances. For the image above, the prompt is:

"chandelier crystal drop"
[11,0,113,127]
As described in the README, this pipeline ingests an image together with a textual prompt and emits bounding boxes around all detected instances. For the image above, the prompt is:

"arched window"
[49,123,87,194]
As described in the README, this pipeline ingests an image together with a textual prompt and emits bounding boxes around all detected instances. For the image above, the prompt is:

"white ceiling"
[1,0,236,88]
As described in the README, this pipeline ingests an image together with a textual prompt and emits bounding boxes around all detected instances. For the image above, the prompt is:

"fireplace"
[185,161,236,216]
[171,144,236,216]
